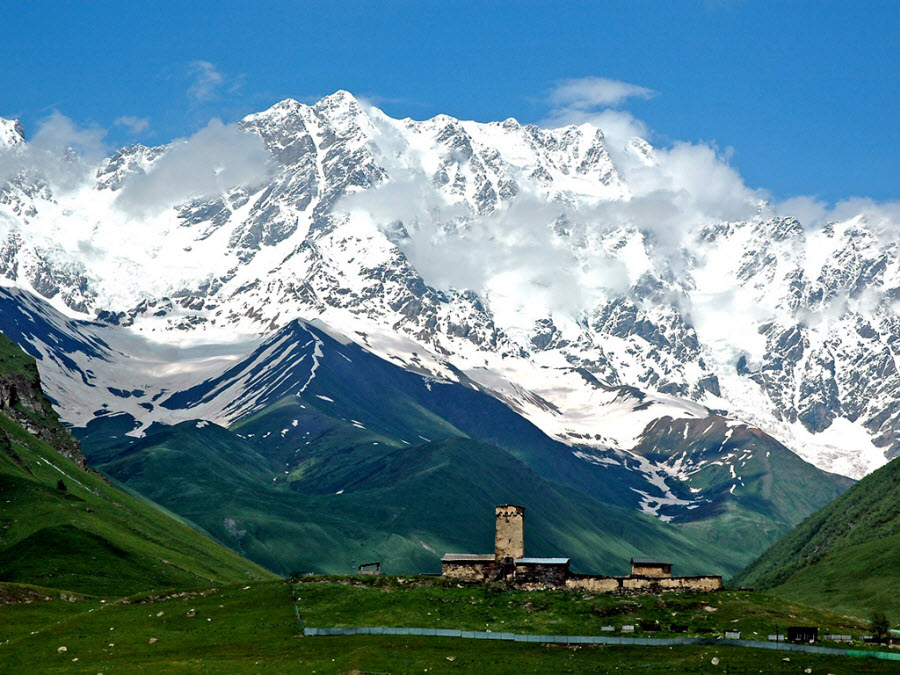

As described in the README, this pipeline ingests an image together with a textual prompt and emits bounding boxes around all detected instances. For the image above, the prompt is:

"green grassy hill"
[74,319,854,581]
[634,416,852,561]
[0,332,85,467]
[0,334,276,596]
[732,456,900,622]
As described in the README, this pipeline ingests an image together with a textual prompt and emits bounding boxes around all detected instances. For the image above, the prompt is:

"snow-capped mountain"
[0,91,897,481]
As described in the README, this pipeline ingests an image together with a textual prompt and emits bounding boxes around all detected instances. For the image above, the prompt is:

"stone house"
[630,558,672,577]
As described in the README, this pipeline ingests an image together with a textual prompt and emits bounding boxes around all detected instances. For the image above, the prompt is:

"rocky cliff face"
[0,333,85,468]
[0,91,897,479]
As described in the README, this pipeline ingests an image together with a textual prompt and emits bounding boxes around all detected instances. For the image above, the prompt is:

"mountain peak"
[0,118,26,150]
[314,89,363,111]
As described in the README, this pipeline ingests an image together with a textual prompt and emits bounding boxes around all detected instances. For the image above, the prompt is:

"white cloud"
[0,111,108,190]
[332,79,774,323]
[114,116,150,134]
[540,76,765,262]
[543,106,649,142]
[188,60,225,102]
[115,119,273,216]
[773,196,900,236]
[548,76,657,110]
[30,111,107,159]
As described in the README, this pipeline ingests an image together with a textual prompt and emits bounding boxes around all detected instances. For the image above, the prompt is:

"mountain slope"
[1,93,897,479]
[0,333,276,595]
[83,416,748,577]
[731,456,899,621]
[74,319,849,578]
[0,92,883,587]
[0,331,85,468]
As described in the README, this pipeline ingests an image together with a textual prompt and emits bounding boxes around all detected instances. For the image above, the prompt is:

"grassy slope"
[1,578,895,674]
[0,331,36,378]
[0,338,276,597]
[732,456,899,621]
[230,398,847,577]
[0,332,84,465]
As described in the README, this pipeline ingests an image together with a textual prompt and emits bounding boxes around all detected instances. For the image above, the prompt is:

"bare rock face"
[0,335,86,469]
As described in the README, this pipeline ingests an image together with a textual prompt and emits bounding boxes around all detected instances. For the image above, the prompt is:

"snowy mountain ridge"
[0,90,898,480]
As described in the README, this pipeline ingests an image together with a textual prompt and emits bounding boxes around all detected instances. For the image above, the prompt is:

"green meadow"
[2,578,896,674]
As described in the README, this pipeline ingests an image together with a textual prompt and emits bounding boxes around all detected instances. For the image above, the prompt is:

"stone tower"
[494,504,525,560]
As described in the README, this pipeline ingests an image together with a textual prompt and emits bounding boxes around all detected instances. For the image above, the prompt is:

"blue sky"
[1,1,897,203]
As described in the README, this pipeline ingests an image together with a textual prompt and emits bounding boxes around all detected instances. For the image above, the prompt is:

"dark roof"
[630,557,671,566]
[441,553,495,562]
[515,557,570,565]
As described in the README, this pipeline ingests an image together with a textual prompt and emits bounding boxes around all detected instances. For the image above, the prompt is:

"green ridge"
[732,456,900,621]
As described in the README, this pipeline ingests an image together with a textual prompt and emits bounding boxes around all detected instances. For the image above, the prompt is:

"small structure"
[630,558,672,578]
[823,634,852,643]
[441,505,723,594]
[787,626,818,643]
[357,561,381,575]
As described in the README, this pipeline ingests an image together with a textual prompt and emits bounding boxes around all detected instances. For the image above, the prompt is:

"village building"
[441,505,723,593]
[357,561,381,575]
[630,557,672,577]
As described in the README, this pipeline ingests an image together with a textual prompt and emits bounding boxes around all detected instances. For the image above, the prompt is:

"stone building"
[630,558,672,577]
[441,505,722,594]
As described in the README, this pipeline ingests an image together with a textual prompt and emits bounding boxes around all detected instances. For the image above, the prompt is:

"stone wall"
[514,563,568,586]
[566,575,620,593]
[567,574,722,594]
[624,575,723,592]
[441,561,495,581]
[659,576,723,592]
[631,564,671,578]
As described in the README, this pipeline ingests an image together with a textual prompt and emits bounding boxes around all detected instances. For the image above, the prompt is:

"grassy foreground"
[1,577,896,673]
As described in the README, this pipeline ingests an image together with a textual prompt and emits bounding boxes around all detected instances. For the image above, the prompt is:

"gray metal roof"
[515,557,570,565]
[630,557,671,565]
[441,553,495,562]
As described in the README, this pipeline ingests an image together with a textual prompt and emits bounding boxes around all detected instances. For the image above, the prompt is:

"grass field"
[2,577,896,673]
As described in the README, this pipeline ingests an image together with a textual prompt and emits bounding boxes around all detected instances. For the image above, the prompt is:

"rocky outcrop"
[0,334,86,468]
